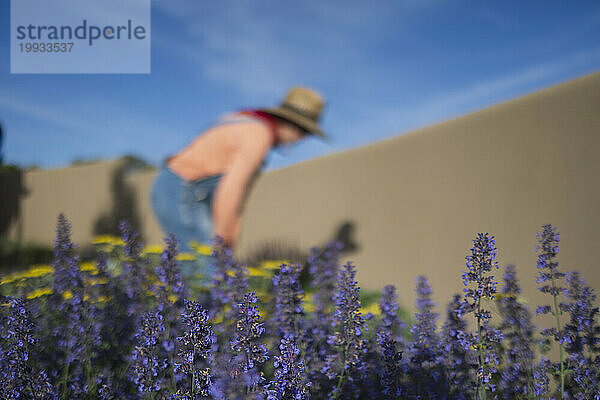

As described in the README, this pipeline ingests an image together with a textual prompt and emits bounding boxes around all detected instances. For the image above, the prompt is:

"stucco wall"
[235,69,600,321]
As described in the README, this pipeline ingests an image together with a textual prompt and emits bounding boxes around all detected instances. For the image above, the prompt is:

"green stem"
[550,272,565,399]
[60,362,70,400]
[166,322,176,391]
[245,349,251,395]
[477,297,486,400]
[192,348,196,398]
[332,343,349,400]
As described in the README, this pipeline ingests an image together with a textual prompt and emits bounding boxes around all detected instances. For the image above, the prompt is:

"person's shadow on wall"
[92,157,144,242]
[0,167,27,241]
[241,220,359,266]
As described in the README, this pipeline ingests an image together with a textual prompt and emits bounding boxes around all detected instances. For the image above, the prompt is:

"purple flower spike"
[322,261,367,399]
[459,233,502,398]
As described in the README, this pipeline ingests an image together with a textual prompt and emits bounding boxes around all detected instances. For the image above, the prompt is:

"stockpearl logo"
[11,0,151,73]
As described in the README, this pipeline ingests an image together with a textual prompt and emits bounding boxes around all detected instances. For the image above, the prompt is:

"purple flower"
[267,337,310,400]
[0,297,57,400]
[229,292,269,396]
[303,241,343,391]
[154,233,188,388]
[96,372,119,400]
[118,220,149,309]
[536,224,568,397]
[271,263,305,340]
[372,285,405,399]
[405,276,446,397]
[497,265,536,398]
[130,311,168,394]
[48,214,101,398]
[308,240,344,314]
[171,300,214,399]
[156,233,187,302]
[533,357,552,398]
[459,233,502,397]
[209,235,248,324]
[322,261,367,400]
[441,294,474,399]
[562,271,600,399]
[379,285,406,348]
[376,330,402,398]
[52,213,83,297]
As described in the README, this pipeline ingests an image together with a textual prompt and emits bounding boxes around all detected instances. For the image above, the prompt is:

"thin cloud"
[338,48,600,149]
[0,91,97,134]
[153,0,452,98]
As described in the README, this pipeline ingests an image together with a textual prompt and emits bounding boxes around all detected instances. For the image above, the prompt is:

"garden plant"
[0,214,598,399]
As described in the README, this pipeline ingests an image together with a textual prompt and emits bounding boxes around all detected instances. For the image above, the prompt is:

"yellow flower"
[87,278,108,286]
[260,260,290,271]
[226,269,237,277]
[495,292,528,304]
[61,290,89,301]
[176,252,196,261]
[26,288,53,299]
[96,295,108,303]
[22,265,54,279]
[142,245,164,254]
[92,235,125,246]
[0,265,54,285]
[248,267,270,277]
[147,275,160,285]
[517,297,529,305]
[168,294,179,303]
[79,262,98,274]
[189,241,213,256]
[305,302,315,313]
[0,276,17,285]
[359,302,381,316]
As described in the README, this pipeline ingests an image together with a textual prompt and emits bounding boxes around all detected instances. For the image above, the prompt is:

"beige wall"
[236,69,600,321]
[3,70,599,326]
[5,160,121,246]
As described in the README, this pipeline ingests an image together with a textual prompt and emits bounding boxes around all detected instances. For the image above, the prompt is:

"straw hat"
[258,86,327,140]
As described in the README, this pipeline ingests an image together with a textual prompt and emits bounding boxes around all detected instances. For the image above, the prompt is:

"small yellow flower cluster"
[494,292,529,305]
[142,245,163,254]
[189,240,213,256]
[175,252,196,261]
[0,264,54,285]
[260,260,291,270]
[92,235,125,247]
[87,278,108,286]
[304,302,316,313]
[80,261,98,274]
[248,267,270,278]
[359,302,381,316]
[26,288,53,299]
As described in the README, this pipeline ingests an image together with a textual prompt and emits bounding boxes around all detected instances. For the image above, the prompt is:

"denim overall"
[150,113,268,288]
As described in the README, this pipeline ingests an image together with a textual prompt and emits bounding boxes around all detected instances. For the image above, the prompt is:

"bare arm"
[211,126,271,247]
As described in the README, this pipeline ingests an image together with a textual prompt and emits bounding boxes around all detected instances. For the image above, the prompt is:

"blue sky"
[1,0,599,171]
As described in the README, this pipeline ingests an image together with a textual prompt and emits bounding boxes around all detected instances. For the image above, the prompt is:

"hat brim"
[257,107,327,140]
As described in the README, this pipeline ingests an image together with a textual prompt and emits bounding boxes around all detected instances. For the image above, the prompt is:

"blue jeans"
[150,162,223,286]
